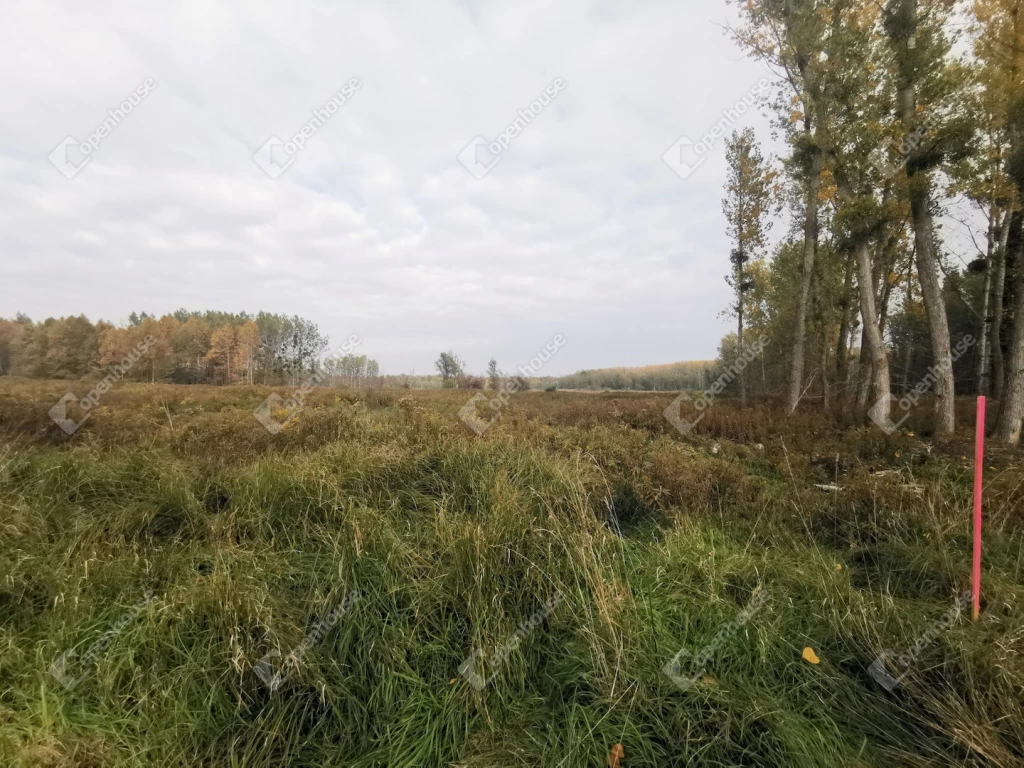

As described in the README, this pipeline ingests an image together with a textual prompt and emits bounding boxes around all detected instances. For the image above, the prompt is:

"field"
[0,379,1022,767]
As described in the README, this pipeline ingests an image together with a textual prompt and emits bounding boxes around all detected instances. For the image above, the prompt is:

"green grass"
[0,380,1021,766]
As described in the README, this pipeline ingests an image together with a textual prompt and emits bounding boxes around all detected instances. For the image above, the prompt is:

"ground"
[0,380,1021,766]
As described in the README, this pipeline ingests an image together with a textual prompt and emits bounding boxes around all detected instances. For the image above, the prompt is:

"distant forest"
[0,311,725,392]
[0,311,380,387]
[542,361,718,391]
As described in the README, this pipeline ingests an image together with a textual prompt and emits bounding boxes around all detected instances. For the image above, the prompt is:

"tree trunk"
[821,330,831,410]
[786,144,822,414]
[976,209,998,395]
[992,211,1012,400]
[835,250,856,402]
[902,251,916,390]
[995,212,1024,443]
[877,242,896,339]
[857,239,891,421]
[856,322,873,409]
[909,187,955,435]
[893,0,954,436]
[738,296,746,408]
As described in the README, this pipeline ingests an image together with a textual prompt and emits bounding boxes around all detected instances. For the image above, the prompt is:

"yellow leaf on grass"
[608,743,625,768]
[802,647,820,664]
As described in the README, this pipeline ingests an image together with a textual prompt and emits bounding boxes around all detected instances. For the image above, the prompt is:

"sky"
[0,0,777,377]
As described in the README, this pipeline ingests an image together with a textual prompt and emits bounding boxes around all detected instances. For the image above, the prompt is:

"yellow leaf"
[802,647,820,664]
[608,743,625,768]
[835,563,842,571]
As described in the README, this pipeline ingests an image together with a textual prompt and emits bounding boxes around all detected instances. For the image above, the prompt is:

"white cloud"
[0,0,773,375]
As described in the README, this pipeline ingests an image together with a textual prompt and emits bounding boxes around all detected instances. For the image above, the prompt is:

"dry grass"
[0,378,1021,766]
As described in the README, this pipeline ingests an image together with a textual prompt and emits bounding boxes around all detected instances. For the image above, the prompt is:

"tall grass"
[0,380,1021,766]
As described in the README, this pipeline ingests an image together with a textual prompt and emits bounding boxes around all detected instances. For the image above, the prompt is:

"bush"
[456,374,485,389]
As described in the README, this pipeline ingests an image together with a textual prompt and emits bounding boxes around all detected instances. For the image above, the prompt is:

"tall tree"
[0,318,24,376]
[44,315,101,378]
[172,316,212,383]
[882,0,960,436]
[234,320,261,385]
[205,325,238,385]
[723,128,777,408]
[812,0,894,424]
[973,0,1024,442]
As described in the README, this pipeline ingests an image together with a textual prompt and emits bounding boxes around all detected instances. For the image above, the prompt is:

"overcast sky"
[0,0,776,376]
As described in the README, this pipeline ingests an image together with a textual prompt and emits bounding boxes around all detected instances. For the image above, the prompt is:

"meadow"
[0,379,1022,766]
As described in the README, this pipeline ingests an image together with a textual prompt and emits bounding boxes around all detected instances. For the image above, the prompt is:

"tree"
[816,1,894,425]
[487,358,501,390]
[43,315,101,379]
[723,128,777,408]
[137,315,176,383]
[730,0,830,414]
[172,317,212,383]
[204,325,238,384]
[234,321,261,385]
[882,0,962,436]
[435,351,464,386]
[366,358,380,387]
[732,0,894,422]
[98,323,155,381]
[973,0,1024,443]
[997,211,1024,442]
[0,318,24,376]
[277,316,328,377]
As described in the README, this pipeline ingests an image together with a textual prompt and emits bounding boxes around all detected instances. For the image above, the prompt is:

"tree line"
[0,311,379,387]
[715,0,1024,444]
[546,361,717,391]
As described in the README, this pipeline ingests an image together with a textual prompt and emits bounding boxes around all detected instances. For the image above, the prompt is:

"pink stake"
[973,396,985,621]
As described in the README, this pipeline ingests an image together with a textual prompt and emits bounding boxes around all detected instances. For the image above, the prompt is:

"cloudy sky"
[1,0,775,376]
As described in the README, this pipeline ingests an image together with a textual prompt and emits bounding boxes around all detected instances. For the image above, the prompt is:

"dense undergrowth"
[0,380,1021,766]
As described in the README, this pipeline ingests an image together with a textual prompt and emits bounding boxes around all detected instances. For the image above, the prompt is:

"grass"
[0,378,1021,766]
